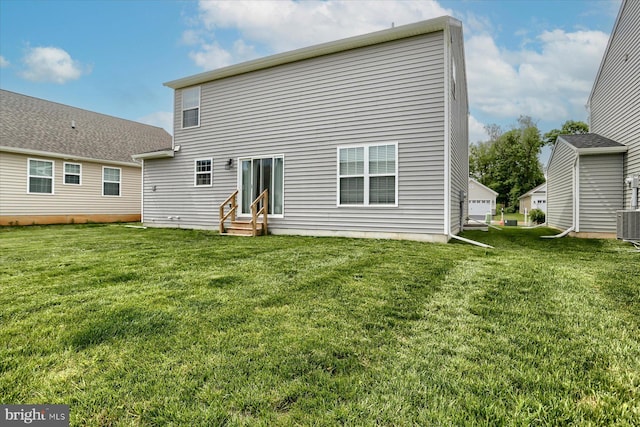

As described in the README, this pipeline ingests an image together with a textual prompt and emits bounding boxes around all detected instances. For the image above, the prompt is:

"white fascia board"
[131,150,175,160]
[164,16,458,89]
[0,146,141,168]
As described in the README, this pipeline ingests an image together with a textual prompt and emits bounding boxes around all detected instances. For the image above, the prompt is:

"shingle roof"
[0,89,172,164]
[559,133,625,149]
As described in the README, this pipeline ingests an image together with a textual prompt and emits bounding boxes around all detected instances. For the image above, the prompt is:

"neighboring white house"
[0,90,172,226]
[519,182,546,214]
[135,17,469,242]
[468,178,498,220]
[547,0,639,238]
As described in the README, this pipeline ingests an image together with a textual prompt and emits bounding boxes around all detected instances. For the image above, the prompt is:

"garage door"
[469,200,492,218]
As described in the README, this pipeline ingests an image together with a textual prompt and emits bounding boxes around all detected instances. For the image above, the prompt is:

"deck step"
[222,220,265,236]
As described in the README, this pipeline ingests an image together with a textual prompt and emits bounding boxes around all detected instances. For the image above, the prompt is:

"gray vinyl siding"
[145,32,451,236]
[0,151,141,216]
[547,141,575,230]
[589,0,640,210]
[448,24,469,234]
[578,154,624,232]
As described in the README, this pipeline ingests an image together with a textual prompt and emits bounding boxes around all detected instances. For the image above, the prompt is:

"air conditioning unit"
[617,210,640,240]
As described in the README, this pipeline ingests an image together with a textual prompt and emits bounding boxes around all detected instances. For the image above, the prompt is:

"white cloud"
[184,0,609,131]
[0,56,9,68]
[187,0,451,69]
[137,111,174,135]
[468,115,488,144]
[20,46,89,84]
[466,29,608,122]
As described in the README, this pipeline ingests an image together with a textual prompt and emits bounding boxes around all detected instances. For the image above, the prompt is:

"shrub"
[529,208,546,224]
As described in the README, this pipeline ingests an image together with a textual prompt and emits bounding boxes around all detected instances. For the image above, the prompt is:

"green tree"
[469,116,546,210]
[543,120,589,145]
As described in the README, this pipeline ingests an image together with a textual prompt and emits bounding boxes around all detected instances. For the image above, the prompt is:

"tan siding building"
[0,90,172,225]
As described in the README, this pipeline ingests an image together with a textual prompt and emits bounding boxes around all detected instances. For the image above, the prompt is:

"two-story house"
[135,17,469,242]
[547,0,639,238]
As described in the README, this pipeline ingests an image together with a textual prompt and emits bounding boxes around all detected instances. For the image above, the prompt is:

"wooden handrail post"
[219,190,238,234]
[249,189,268,236]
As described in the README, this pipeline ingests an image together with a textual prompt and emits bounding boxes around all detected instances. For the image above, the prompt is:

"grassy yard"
[1,225,638,426]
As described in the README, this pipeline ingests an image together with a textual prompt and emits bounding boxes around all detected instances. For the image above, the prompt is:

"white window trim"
[181,86,201,129]
[336,142,398,207]
[63,162,82,186]
[237,154,285,219]
[102,166,122,197]
[27,158,54,195]
[194,158,213,187]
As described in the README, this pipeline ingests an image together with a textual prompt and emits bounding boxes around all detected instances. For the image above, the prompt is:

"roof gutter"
[0,146,141,167]
[576,146,628,155]
[131,149,175,160]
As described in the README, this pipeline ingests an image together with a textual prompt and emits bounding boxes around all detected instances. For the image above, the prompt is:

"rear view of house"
[0,90,172,225]
[136,17,469,242]
[547,0,639,238]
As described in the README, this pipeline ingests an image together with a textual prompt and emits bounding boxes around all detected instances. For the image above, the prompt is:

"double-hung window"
[338,143,397,206]
[182,86,200,128]
[28,159,54,194]
[64,162,81,185]
[103,167,121,196]
[194,159,212,186]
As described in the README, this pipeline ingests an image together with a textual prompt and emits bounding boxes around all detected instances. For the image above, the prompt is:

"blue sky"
[0,0,622,162]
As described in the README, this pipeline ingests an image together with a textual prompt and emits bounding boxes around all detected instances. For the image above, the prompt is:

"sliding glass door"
[240,156,283,216]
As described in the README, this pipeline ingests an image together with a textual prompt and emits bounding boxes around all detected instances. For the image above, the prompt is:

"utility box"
[616,210,640,240]
[505,219,517,226]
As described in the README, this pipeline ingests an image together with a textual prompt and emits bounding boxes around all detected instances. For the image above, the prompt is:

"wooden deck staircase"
[219,190,268,236]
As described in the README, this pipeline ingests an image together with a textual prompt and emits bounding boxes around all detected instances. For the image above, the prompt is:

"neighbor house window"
[28,159,54,194]
[194,159,212,186]
[103,167,121,196]
[64,162,81,185]
[182,86,200,128]
[338,143,397,206]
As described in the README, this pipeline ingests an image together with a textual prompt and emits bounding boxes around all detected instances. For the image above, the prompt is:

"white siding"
[448,24,469,234]
[0,151,141,217]
[547,141,576,230]
[590,0,640,210]
[578,154,624,232]
[145,32,454,238]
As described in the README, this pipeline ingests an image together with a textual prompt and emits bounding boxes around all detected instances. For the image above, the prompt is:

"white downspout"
[541,154,578,239]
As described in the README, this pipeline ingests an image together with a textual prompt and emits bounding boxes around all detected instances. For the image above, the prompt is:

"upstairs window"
[103,167,121,196]
[64,162,81,185]
[194,159,212,186]
[28,159,54,194]
[182,86,200,128]
[338,143,397,206]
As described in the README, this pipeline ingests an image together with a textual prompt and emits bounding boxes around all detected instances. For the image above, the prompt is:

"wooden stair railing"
[219,190,238,234]
[219,189,268,236]
[250,189,268,237]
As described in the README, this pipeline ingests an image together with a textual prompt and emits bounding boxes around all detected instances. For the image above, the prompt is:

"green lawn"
[1,225,638,426]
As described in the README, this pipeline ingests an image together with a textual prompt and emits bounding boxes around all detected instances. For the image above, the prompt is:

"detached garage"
[468,178,498,220]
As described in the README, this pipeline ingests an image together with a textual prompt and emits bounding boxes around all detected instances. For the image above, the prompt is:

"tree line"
[469,118,588,211]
